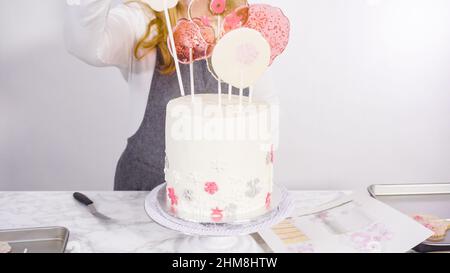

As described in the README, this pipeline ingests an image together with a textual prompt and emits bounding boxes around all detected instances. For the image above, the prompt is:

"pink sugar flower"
[167,187,178,206]
[204,182,219,195]
[211,207,224,222]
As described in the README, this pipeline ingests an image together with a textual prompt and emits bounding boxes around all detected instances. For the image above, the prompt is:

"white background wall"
[1,0,449,191]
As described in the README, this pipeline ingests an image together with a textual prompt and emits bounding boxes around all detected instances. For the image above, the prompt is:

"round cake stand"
[144,183,295,253]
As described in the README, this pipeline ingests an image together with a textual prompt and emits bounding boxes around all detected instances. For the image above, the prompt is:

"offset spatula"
[73,192,112,221]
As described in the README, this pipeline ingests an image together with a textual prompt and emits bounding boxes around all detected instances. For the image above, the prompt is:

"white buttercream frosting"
[165,94,276,223]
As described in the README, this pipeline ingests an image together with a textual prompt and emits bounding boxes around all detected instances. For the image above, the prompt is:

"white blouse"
[64,0,276,138]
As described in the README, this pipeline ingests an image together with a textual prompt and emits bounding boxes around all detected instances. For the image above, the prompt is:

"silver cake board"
[144,183,294,253]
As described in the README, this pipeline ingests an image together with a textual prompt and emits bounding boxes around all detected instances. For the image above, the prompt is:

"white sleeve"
[64,0,153,71]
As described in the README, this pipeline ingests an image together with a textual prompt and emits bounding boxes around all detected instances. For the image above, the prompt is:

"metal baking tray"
[368,183,450,252]
[0,227,69,253]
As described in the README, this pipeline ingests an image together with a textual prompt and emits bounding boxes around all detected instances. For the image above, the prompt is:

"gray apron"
[114,52,247,191]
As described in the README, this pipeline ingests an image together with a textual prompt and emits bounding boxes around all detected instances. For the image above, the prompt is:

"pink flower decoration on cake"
[265,192,271,209]
[170,18,216,64]
[211,207,224,222]
[210,0,227,15]
[236,4,290,64]
[167,187,178,206]
[204,182,219,195]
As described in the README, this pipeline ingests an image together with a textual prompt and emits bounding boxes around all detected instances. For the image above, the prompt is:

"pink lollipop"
[169,18,216,64]
[192,18,216,41]
[229,4,290,64]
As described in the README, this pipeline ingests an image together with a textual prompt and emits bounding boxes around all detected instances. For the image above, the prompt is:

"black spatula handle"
[73,192,94,206]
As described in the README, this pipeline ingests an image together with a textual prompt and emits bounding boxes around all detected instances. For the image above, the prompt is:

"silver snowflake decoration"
[245,178,262,198]
[183,189,193,202]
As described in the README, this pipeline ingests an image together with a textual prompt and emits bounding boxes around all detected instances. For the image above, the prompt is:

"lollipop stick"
[228,84,232,100]
[216,16,222,107]
[189,48,195,101]
[163,0,185,97]
[217,15,221,38]
[239,87,243,108]
[239,71,243,108]
[248,86,253,104]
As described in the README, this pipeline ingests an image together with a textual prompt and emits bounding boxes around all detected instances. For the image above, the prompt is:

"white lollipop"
[211,27,270,89]
[144,0,179,12]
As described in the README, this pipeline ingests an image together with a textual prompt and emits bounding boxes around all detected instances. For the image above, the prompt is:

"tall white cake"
[164,94,275,223]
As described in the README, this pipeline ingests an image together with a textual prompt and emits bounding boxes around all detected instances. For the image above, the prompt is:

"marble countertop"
[0,191,274,253]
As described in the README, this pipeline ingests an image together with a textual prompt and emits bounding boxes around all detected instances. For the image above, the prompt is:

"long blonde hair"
[127,1,185,75]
